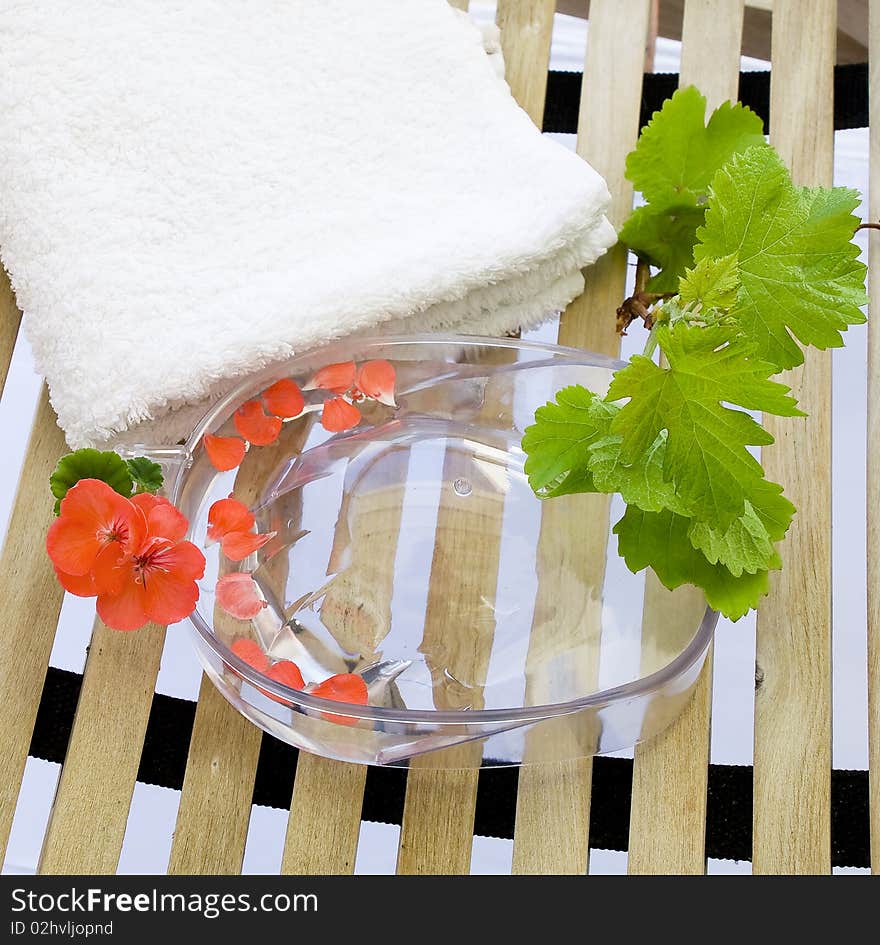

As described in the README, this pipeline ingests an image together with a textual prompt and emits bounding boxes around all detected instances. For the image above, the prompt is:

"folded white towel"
[0,0,615,448]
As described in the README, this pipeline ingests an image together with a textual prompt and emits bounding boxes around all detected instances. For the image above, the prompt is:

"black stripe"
[29,666,870,869]
[541,62,868,135]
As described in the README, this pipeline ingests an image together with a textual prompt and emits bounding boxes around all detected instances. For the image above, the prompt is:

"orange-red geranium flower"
[204,433,247,472]
[47,479,146,594]
[93,493,205,631]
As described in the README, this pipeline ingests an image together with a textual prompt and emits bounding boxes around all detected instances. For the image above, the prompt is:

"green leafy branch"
[523,86,868,620]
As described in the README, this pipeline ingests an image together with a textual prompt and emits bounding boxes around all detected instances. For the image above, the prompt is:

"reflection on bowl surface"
[169,335,715,767]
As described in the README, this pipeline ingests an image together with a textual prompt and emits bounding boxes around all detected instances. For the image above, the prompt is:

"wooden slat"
[627,0,744,876]
[869,0,880,879]
[496,0,556,126]
[282,474,402,874]
[167,675,263,875]
[679,0,745,108]
[557,1,869,64]
[511,490,610,874]
[0,268,22,396]
[627,580,712,874]
[396,459,505,874]
[397,745,482,875]
[38,620,166,874]
[0,390,66,864]
[394,7,557,876]
[168,426,303,874]
[557,0,653,358]
[512,753,594,874]
[281,755,366,874]
[512,1,653,876]
[752,0,835,875]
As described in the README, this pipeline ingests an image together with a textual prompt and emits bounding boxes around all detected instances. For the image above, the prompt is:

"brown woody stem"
[617,258,675,335]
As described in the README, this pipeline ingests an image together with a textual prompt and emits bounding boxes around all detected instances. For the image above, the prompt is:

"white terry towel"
[0,0,616,448]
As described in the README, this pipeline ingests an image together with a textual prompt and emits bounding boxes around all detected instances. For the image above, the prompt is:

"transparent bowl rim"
[171,332,719,726]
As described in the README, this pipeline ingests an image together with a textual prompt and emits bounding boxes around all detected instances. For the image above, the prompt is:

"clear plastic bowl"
[136,334,716,768]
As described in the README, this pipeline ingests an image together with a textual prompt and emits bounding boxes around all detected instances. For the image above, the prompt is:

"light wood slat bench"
[0,0,874,875]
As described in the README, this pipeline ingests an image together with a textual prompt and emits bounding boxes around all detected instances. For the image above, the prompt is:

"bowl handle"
[114,444,193,499]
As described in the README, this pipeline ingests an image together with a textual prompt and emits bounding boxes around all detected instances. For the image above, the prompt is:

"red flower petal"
[204,434,247,472]
[54,565,98,597]
[266,660,305,690]
[305,360,357,394]
[260,659,306,705]
[46,479,145,576]
[142,568,201,625]
[96,579,149,631]
[216,572,267,619]
[96,538,205,630]
[311,673,368,725]
[207,497,254,544]
[320,396,361,433]
[357,359,397,406]
[220,530,276,562]
[132,493,189,543]
[231,637,270,673]
[89,541,130,596]
[311,673,368,704]
[262,378,305,419]
[234,400,283,446]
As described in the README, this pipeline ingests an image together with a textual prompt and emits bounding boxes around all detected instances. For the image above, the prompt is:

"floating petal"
[320,396,361,432]
[262,378,305,419]
[265,660,305,697]
[231,637,270,672]
[221,530,277,562]
[204,434,247,471]
[216,572,267,619]
[311,673,368,704]
[306,360,356,394]
[234,400,282,446]
[207,497,254,544]
[357,359,397,406]
[311,672,368,725]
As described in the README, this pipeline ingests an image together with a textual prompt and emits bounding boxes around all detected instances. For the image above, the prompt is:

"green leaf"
[688,501,780,577]
[606,323,804,528]
[522,386,616,498]
[618,203,706,292]
[679,253,740,311]
[625,87,766,205]
[696,146,868,371]
[126,457,164,495]
[688,475,795,577]
[589,431,691,515]
[614,505,771,620]
[620,88,766,290]
[50,449,133,514]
